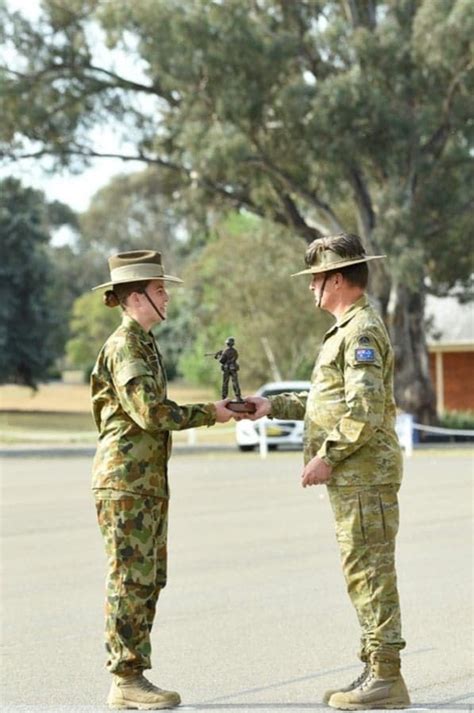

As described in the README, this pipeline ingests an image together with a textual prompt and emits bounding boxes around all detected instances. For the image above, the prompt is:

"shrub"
[439,410,474,431]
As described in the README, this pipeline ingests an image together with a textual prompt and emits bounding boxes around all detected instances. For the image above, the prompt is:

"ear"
[127,290,141,307]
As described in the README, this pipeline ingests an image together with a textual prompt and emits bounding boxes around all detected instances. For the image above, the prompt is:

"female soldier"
[91,250,233,709]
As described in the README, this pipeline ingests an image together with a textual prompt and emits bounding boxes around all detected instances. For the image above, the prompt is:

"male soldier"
[214,337,242,400]
[91,250,234,709]
[245,233,410,709]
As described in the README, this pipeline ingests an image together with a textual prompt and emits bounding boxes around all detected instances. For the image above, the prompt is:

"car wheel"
[238,445,256,452]
[268,444,278,451]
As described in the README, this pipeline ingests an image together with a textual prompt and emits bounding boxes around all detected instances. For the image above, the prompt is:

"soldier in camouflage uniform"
[245,234,410,710]
[91,250,234,710]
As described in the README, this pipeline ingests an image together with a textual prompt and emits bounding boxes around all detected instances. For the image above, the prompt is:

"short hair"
[305,233,369,289]
[336,261,369,289]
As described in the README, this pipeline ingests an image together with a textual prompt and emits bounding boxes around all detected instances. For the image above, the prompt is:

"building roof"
[426,295,474,347]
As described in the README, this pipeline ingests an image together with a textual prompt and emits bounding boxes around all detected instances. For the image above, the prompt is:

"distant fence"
[6,416,472,458]
[186,416,474,460]
[396,413,474,457]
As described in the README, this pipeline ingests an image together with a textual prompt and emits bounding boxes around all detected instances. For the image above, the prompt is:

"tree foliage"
[1,0,473,418]
[178,214,333,390]
[0,178,65,387]
[66,290,120,376]
[77,167,205,287]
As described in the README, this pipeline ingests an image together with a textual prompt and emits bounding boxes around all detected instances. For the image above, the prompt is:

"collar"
[121,313,154,344]
[323,294,369,339]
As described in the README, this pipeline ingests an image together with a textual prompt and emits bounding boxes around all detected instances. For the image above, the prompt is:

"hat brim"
[92,274,183,291]
[291,255,386,277]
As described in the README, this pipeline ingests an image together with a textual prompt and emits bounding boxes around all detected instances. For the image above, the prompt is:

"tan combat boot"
[328,657,410,710]
[107,672,181,710]
[322,663,370,704]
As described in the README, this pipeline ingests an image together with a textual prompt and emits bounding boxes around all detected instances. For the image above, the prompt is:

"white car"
[235,380,311,452]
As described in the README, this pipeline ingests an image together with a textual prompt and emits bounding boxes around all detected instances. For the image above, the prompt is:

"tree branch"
[347,163,376,240]
[2,61,179,107]
[246,136,344,232]
[1,146,182,170]
[341,0,377,29]
[273,189,322,242]
[1,145,296,226]
[421,59,473,161]
[346,161,390,311]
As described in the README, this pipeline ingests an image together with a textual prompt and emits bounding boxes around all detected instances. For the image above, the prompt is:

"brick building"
[426,295,474,414]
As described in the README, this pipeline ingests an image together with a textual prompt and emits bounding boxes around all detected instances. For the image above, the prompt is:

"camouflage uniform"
[91,314,216,674]
[268,295,405,663]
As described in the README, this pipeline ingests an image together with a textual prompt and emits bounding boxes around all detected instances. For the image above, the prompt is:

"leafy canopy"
[178,213,333,390]
[1,0,472,297]
[1,0,473,416]
[0,178,64,387]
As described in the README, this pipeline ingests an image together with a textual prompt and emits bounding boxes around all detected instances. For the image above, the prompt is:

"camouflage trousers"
[327,485,406,662]
[95,493,169,674]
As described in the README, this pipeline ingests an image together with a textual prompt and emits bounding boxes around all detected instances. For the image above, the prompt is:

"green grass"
[0,410,96,444]
[0,409,237,446]
[0,410,95,432]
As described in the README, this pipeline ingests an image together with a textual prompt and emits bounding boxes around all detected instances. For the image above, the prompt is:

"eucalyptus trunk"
[358,202,437,424]
[385,282,437,424]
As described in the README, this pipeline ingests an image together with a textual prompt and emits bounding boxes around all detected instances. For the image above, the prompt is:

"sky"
[2,0,143,215]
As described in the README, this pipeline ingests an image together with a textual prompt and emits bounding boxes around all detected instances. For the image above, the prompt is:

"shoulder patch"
[354,347,376,363]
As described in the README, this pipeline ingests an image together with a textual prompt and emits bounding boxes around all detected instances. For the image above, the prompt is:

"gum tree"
[1,0,473,419]
[0,178,65,386]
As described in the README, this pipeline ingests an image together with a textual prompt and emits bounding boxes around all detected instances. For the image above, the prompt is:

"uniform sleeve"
[267,391,308,421]
[317,331,385,466]
[114,358,216,432]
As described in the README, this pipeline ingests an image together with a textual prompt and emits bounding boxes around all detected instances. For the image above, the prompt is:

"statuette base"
[227,400,256,414]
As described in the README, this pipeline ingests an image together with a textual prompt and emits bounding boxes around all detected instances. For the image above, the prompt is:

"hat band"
[110,264,165,282]
[313,251,365,269]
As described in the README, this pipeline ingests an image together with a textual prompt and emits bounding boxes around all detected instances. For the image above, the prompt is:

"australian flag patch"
[355,347,376,363]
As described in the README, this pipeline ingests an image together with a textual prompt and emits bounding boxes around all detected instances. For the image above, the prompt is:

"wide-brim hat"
[292,249,385,277]
[92,250,183,290]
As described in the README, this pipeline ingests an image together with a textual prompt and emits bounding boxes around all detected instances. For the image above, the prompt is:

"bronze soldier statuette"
[205,337,256,414]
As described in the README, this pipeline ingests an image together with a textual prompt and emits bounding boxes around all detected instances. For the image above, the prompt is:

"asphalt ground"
[1,448,473,713]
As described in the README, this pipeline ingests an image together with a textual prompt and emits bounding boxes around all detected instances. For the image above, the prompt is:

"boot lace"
[138,676,162,693]
[351,663,370,689]
[360,670,378,690]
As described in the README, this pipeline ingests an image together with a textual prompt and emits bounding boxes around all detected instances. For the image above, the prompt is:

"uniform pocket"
[328,486,399,547]
[329,489,365,547]
[358,488,399,545]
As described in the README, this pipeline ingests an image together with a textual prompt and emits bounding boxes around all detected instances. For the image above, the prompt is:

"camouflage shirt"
[268,295,402,486]
[91,314,216,497]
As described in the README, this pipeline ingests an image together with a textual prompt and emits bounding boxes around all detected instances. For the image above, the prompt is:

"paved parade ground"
[1,447,473,712]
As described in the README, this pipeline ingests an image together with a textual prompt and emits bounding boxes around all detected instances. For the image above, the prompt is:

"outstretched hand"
[214,399,235,423]
[239,396,271,421]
